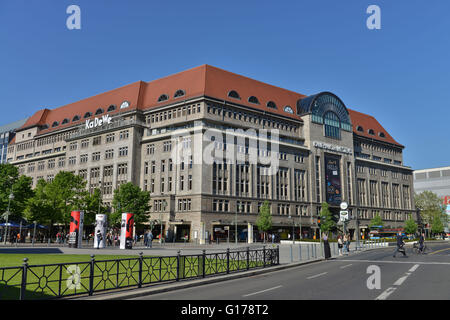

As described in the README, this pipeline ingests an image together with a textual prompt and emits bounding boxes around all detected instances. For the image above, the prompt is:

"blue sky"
[0,0,449,170]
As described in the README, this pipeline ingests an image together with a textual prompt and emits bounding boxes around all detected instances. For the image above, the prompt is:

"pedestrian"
[271,234,275,244]
[346,233,351,253]
[343,234,348,254]
[323,233,331,259]
[147,231,153,248]
[393,232,407,258]
[338,235,343,256]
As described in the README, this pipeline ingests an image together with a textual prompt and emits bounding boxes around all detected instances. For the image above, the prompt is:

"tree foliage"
[111,182,150,226]
[0,163,34,221]
[256,200,272,240]
[369,212,384,228]
[404,215,418,235]
[319,202,336,234]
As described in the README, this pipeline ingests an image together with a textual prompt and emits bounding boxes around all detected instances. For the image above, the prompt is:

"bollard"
[333,242,336,256]
[307,244,310,260]
[290,245,293,263]
[299,244,302,261]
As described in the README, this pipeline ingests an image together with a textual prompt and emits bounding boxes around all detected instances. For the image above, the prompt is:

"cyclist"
[418,232,425,254]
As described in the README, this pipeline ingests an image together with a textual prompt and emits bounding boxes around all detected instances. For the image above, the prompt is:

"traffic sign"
[340,202,348,210]
[340,210,349,222]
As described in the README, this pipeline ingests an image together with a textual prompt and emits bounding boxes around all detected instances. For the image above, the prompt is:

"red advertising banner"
[120,213,134,249]
[69,211,84,248]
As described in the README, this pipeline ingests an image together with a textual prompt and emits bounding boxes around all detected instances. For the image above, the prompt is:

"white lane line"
[409,264,420,272]
[242,285,282,297]
[307,272,328,279]
[335,259,450,266]
[393,276,408,286]
[340,264,353,269]
[376,287,397,300]
[375,263,420,300]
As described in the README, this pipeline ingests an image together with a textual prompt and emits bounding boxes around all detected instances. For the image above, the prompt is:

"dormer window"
[284,106,294,114]
[228,90,240,99]
[95,108,104,115]
[379,132,386,138]
[72,115,80,122]
[107,105,116,112]
[61,118,69,125]
[52,121,59,128]
[267,101,277,109]
[84,112,92,119]
[41,124,49,130]
[158,94,169,102]
[174,90,185,98]
[357,126,364,132]
[248,96,259,104]
[368,129,375,135]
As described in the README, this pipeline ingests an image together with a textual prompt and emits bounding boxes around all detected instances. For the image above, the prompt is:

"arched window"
[158,94,169,102]
[284,105,294,114]
[174,90,185,98]
[84,112,92,119]
[357,126,364,132]
[379,132,386,138]
[267,101,277,109]
[52,121,59,128]
[72,115,80,122]
[248,96,259,104]
[368,129,375,135]
[228,90,240,99]
[61,118,69,125]
[324,111,341,139]
[107,105,116,112]
[95,108,104,115]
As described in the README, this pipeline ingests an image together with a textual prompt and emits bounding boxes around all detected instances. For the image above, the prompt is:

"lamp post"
[288,215,295,244]
[161,200,167,244]
[97,180,102,216]
[3,190,14,245]
[236,204,243,244]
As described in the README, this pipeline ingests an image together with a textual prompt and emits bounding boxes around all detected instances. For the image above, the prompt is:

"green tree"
[0,163,34,221]
[369,212,384,228]
[80,188,109,226]
[404,215,418,235]
[256,200,272,242]
[111,182,150,227]
[319,202,336,234]
[24,179,59,226]
[415,191,446,227]
[431,214,445,235]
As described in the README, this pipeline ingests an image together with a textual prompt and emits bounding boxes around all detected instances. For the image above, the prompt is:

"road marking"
[375,264,420,300]
[242,285,282,297]
[393,276,408,286]
[375,287,396,300]
[409,264,420,272]
[335,259,450,266]
[429,248,450,255]
[307,272,328,279]
[340,264,353,269]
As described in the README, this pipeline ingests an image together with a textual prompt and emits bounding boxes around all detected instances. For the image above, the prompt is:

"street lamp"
[236,204,243,244]
[288,215,295,244]
[160,200,167,244]
[3,190,14,245]
[97,180,102,216]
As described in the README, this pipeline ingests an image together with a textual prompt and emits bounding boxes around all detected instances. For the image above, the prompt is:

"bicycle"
[412,242,430,254]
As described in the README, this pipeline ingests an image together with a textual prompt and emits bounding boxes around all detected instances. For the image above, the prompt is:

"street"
[131,242,450,300]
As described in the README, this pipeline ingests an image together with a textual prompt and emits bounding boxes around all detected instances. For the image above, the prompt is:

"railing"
[0,246,279,300]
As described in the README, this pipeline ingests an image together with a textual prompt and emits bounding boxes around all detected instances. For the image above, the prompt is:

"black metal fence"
[0,246,279,300]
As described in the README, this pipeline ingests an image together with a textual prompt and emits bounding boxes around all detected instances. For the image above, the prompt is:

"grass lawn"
[0,250,272,300]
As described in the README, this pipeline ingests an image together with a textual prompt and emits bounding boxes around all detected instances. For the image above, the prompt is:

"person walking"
[393,232,407,257]
[338,235,344,256]
[323,233,331,260]
[346,233,351,253]
[147,231,153,248]
[343,234,348,255]
[418,232,425,254]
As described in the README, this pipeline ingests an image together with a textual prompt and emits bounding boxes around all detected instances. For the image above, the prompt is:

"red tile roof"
[17,64,402,147]
[347,109,403,147]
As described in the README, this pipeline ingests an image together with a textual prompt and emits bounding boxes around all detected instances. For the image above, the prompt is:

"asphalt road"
[131,241,450,300]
